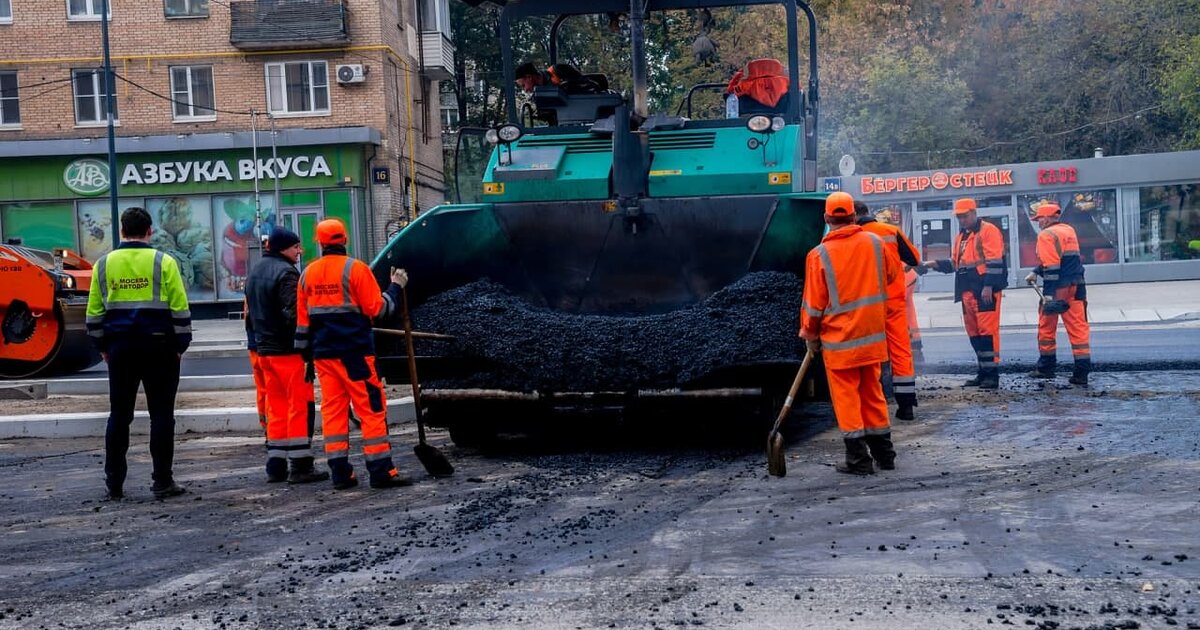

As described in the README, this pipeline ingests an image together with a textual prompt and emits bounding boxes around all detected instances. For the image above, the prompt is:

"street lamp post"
[99,0,120,247]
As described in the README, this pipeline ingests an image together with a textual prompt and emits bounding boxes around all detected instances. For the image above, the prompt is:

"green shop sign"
[0,145,364,202]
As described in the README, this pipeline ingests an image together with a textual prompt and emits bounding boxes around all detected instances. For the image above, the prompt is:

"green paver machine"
[372,0,830,443]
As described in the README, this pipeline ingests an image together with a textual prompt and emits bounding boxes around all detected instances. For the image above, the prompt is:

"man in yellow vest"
[86,207,192,501]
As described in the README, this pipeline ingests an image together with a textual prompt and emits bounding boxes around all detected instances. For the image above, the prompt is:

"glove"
[914,264,929,276]
[805,338,822,354]
[1024,272,1038,285]
[390,267,409,289]
[980,285,994,309]
[1041,294,1052,305]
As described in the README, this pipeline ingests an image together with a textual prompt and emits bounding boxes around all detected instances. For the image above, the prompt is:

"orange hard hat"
[1033,202,1061,219]
[825,191,855,218]
[315,218,348,246]
[953,198,977,215]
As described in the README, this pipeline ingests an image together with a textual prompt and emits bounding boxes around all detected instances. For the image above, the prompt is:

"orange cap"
[1033,203,1061,219]
[315,218,348,246]
[825,191,855,218]
[953,198,977,215]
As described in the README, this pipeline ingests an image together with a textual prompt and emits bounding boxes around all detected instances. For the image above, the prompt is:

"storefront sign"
[860,169,1014,195]
[63,158,111,196]
[118,155,334,186]
[1037,166,1078,185]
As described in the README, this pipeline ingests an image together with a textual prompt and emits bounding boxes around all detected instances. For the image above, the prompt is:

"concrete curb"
[12,374,258,396]
[0,396,416,439]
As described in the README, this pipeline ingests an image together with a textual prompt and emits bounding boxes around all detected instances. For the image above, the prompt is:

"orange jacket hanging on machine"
[799,225,899,369]
[295,251,400,359]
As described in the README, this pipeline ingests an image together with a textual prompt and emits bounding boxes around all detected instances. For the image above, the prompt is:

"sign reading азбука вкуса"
[0,146,364,202]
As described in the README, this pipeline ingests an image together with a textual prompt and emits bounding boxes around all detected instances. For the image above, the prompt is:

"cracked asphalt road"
[1,372,1198,629]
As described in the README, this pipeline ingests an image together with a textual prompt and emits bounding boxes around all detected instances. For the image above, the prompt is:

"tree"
[1160,34,1200,148]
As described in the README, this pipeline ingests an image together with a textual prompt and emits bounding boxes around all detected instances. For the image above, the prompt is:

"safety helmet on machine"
[1033,202,1062,219]
[953,198,977,215]
[315,218,348,246]
[825,191,855,218]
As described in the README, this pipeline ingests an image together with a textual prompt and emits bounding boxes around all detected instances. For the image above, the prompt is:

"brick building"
[0,0,453,304]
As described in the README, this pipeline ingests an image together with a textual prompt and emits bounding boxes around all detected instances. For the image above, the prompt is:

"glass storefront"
[1016,189,1118,267]
[1127,182,1200,262]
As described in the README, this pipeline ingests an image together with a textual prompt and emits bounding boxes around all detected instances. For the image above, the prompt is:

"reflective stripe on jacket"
[800,225,899,369]
[934,220,1007,302]
[85,242,192,353]
[1035,222,1085,295]
[295,251,400,359]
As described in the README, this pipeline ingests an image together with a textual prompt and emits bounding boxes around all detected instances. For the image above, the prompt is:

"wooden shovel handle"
[770,351,814,435]
[373,327,456,342]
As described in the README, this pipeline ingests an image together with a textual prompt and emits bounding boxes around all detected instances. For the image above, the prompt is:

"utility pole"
[99,0,120,247]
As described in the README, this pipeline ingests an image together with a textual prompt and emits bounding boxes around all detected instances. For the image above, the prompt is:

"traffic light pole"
[100,0,120,247]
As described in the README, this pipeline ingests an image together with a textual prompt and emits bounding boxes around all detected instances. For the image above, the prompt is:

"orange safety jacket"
[1034,222,1086,296]
[933,220,1006,302]
[857,217,920,298]
[800,225,899,369]
[295,249,400,359]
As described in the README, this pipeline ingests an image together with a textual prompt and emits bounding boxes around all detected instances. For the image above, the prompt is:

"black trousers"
[104,337,182,490]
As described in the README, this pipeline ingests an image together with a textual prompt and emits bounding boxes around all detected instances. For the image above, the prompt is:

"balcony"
[229,0,350,51]
[421,32,455,81]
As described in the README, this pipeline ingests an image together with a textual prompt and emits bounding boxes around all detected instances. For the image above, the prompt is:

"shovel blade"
[766,431,787,477]
[414,443,455,478]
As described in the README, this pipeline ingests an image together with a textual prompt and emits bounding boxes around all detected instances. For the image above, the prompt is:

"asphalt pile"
[410,271,804,392]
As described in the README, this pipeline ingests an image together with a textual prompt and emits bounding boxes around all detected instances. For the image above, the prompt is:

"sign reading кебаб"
[860,168,1015,195]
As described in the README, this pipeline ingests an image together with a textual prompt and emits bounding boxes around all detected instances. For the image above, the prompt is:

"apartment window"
[164,0,208,18]
[0,73,17,126]
[72,69,117,125]
[265,61,329,116]
[440,106,459,130]
[67,0,110,20]
[170,66,215,120]
[1,0,12,23]
[418,0,451,37]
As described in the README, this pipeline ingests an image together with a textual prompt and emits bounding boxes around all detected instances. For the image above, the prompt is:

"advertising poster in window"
[145,196,216,301]
[77,199,144,262]
[1016,190,1118,266]
[213,194,277,300]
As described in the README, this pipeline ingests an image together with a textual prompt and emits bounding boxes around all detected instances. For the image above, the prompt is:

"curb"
[0,396,416,439]
[13,374,258,396]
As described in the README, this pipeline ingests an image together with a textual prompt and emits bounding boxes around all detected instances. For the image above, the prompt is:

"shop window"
[164,0,207,18]
[145,196,216,302]
[72,69,117,125]
[0,72,18,126]
[77,199,144,262]
[67,0,109,20]
[170,65,216,120]
[213,194,277,300]
[265,61,329,116]
[917,195,1011,213]
[1016,190,1118,267]
[1,203,78,251]
[1128,183,1200,262]
[0,0,12,23]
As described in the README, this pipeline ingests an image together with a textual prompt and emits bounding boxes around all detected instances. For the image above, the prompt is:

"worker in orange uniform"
[854,201,921,421]
[296,219,412,490]
[924,198,1008,389]
[801,192,901,475]
[1024,203,1091,386]
[246,228,329,484]
[246,236,270,432]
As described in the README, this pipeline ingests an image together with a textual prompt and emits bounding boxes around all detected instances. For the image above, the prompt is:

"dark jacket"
[245,252,301,356]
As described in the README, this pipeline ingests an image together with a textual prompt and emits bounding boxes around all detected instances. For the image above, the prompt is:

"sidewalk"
[912,279,1200,331]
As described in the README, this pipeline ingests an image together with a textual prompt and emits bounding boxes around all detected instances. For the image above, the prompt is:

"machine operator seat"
[532,85,623,126]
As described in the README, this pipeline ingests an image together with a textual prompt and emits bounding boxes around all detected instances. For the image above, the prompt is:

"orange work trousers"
[315,354,395,474]
[261,354,316,461]
[884,292,915,399]
[962,290,1002,377]
[826,362,891,438]
[905,272,923,357]
[248,350,268,429]
[1037,285,1090,369]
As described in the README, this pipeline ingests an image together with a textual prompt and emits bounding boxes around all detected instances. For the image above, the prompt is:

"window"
[265,61,329,116]
[67,0,110,20]
[1,0,12,23]
[1127,183,1200,262]
[164,0,208,18]
[73,69,117,124]
[418,0,451,37]
[440,106,459,130]
[1016,190,1118,267]
[0,72,18,126]
[170,66,215,120]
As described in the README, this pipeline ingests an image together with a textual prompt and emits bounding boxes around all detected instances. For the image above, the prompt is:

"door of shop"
[915,208,1018,293]
[280,208,322,267]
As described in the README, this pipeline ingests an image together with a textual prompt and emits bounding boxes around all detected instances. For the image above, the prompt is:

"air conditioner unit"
[336,64,367,84]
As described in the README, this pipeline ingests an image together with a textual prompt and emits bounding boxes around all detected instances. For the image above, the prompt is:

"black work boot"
[370,468,414,489]
[151,481,187,499]
[328,457,358,490]
[1069,359,1091,386]
[963,372,983,388]
[865,433,896,470]
[266,457,288,483]
[835,437,876,476]
[1030,355,1055,379]
[977,369,1000,390]
[894,392,917,421]
[287,457,330,485]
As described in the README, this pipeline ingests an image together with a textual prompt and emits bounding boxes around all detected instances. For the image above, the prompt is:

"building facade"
[823,150,1200,292]
[0,0,453,304]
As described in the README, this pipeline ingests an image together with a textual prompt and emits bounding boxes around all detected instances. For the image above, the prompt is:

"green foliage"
[1160,34,1200,148]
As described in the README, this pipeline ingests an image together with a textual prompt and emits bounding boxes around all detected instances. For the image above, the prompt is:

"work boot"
[370,468,414,489]
[332,472,359,491]
[896,402,915,421]
[1028,369,1055,379]
[105,485,124,501]
[287,457,330,485]
[266,457,288,483]
[835,437,876,476]
[1069,371,1089,387]
[865,433,896,471]
[151,481,187,499]
[962,373,983,388]
[977,370,1000,390]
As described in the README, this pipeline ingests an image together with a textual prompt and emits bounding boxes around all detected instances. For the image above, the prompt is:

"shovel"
[767,350,814,478]
[399,284,455,478]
